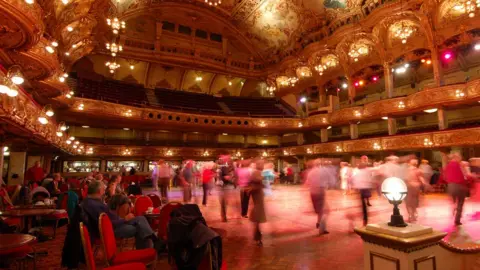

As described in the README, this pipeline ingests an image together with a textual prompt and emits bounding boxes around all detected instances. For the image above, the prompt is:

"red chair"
[0,244,35,269]
[134,196,153,216]
[157,202,183,241]
[80,222,146,270]
[98,213,157,268]
[147,194,162,208]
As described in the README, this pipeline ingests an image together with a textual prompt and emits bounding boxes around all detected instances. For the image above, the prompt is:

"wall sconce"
[122,148,132,155]
[66,91,74,99]
[423,138,433,146]
[202,150,210,157]
[455,89,465,98]
[258,121,267,127]
[307,148,312,154]
[335,145,343,152]
[397,101,406,109]
[235,151,242,157]
[298,122,303,128]
[423,108,437,114]
[78,103,84,110]
[0,77,19,97]
[44,104,54,117]
[7,65,24,85]
[124,109,133,117]
[373,142,382,150]
[166,150,173,156]
[381,177,408,227]
[322,118,327,124]
[283,150,289,156]
[354,110,362,117]
[86,147,94,155]
[262,151,268,157]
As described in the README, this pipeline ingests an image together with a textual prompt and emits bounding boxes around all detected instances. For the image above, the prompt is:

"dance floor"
[25,185,480,269]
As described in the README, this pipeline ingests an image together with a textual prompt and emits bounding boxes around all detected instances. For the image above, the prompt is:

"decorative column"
[350,123,359,139]
[277,135,282,147]
[355,224,446,270]
[8,152,26,185]
[222,37,228,56]
[387,118,397,135]
[384,62,394,98]
[0,143,4,184]
[348,81,356,104]
[318,88,327,108]
[243,135,248,148]
[155,21,163,51]
[320,129,328,143]
[431,47,445,87]
[100,160,106,173]
[143,160,149,172]
[297,133,305,145]
[437,107,448,130]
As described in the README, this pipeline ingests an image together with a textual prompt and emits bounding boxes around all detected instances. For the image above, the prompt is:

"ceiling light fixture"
[67,26,73,32]
[107,17,125,35]
[106,42,123,57]
[204,0,222,6]
[105,61,120,74]
[424,108,438,113]
[8,66,24,85]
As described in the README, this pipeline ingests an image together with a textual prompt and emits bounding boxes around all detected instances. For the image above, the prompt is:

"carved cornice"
[0,0,44,50]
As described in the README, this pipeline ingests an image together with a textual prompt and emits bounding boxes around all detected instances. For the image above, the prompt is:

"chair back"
[59,193,69,210]
[147,194,162,208]
[79,222,96,270]
[134,196,153,216]
[157,202,183,240]
[98,213,117,264]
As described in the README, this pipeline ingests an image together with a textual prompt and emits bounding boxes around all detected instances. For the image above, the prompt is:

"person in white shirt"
[340,162,352,195]
[305,159,335,235]
[157,160,172,201]
[352,162,374,226]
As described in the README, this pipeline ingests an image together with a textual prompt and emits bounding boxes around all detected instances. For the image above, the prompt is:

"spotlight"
[354,82,359,87]
[38,116,48,125]
[395,67,406,74]
[67,26,73,32]
[382,116,388,120]
[421,59,426,63]
[404,63,410,68]
[300,96,307,103]
[65,52,70,56]
[372,76,378,82]
[359,80,364,86]
[424,108,438,113]
[6,88,18,97]
[475,44,480,51]
[443,52,453,60]
[426,59,432,65]
[51,41,59,47]
[130,65,134,70]
[327,126,332,129]
[8,66,24,85]
[56,131,63,137]
[25,0,34,4]
[342,83,348,89]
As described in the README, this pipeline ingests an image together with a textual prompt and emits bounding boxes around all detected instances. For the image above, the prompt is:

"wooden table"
[0,209,56,233]
[0,234,36,252]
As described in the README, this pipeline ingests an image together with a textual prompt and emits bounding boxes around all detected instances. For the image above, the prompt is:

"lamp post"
[381,177,408,227]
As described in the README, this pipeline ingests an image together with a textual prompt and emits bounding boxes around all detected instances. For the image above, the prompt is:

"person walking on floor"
[249,159,266,246]
[305,159,333,235]
[180,160,195,203]
[351,159,374,226]
[444,152,469,226]
[405,158,428,222]
[236,159,252,218]
[202,162,215,206]
[157,160,172,202]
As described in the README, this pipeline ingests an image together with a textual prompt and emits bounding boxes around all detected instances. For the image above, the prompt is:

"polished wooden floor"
[29,185,480,269]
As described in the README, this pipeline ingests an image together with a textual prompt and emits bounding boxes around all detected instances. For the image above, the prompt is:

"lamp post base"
[388,214,408,227]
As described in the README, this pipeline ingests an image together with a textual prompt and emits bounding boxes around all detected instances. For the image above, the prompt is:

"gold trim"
[369,251,400,270]
[414,255,436,270]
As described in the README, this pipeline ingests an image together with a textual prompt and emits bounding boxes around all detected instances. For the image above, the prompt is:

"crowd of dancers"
[149,152,478,244]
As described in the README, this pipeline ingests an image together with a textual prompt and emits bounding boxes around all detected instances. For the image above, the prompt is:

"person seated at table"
[81,180,158,249]
[45,173,63,197]
[105,176,124,202]
[107,194,131,218]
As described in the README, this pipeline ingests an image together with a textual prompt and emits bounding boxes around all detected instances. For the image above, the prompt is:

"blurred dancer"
[237,159,252,218]
[340,162,352,195]
[405,159,426,222]
[444,153,469,225]
[151,162,159,191]
[218,155,233,222]
[180,160,195,203]
[202,162,215,206]
[262,162,275,196]
[249,159,266,246]
[352,160,374,226]
[157,160,171,202]
[419,160,433,184]
[305,159,332,235]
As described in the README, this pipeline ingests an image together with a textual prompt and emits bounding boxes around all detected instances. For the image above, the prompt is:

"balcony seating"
[75,78,147,107]
[72,77,295,117]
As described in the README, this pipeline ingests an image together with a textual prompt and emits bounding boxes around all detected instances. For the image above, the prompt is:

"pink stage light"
[372,76,378,82]
[443,52,453,60]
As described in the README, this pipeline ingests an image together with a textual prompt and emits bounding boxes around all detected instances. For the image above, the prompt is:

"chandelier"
[105,61,120,73]
[454,0,478,17]
[314,54,339,75]
[296,66,312,78]
[107,17,125,35]
[204,0,222,6]
[106,43,123,57]
[266,85,276,95]
[392,21,416,44]
[348,42,369,62]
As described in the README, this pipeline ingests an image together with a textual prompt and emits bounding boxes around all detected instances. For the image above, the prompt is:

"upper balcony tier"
[61,78,480,133]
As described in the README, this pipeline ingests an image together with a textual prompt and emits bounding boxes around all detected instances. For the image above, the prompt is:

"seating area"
[72,77,295,117]
[151,88,223,113]
[75,78,148,107]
